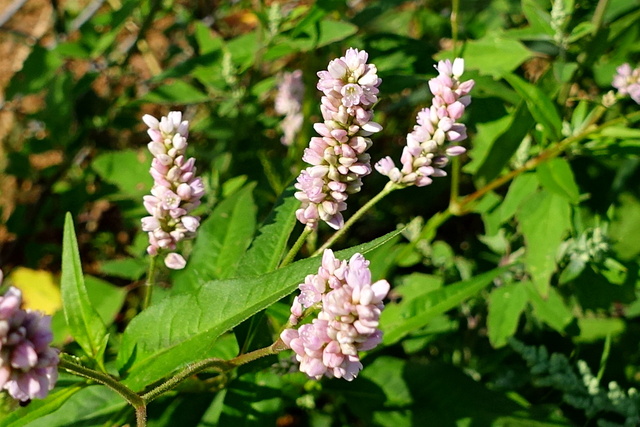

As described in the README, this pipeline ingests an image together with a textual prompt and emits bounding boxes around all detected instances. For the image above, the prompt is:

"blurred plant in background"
[0,0,639,425]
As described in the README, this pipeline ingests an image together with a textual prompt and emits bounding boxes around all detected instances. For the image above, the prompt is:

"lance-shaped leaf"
[61,213,108,363]
[382,266,511,345]
[116,229,403,390]
[503,73,562,141]
[474,102,535,186]
[235,185,298,277]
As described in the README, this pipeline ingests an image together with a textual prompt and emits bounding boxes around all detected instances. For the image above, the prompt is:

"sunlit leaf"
[517,190,571,297]
[503,73,562,140]
[61,213,109,363]
[171,184,257,293]
[91,150,152,199]
[0,385,84,427]
[536,158,580,204]
[236,186,298,277]
[382,266,511,345]
[462,37,533,78]
[116,229,403,390]
[487,283,529,348]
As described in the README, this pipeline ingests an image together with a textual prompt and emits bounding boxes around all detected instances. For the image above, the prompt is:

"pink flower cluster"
[612,63,640,104]
[375,58,474,187]
[141,112,204,270]
[0,270,59,401]
[280,250,389,381]
[275,70,305,146]
[295,48,382,230]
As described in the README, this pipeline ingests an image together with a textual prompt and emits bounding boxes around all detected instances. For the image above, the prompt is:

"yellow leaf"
[7,267,62,314]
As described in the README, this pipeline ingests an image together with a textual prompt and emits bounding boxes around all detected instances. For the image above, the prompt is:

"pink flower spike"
[282,250,389,381]
[294,48,382,230]
[0,286,59,401]
[376,57,474,188]
[141,112,203,265]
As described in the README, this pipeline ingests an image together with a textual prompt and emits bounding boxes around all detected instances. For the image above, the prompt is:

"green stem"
[591,0,610,35]
[314,182,399,256]
[141,358,228,403]
[453,107,639,214]
[449,156,460,206]
[59,356,146,423]
[142,255,158,310]
[141,340,287,404]
[451,0,460,56]
[280,226,314,267]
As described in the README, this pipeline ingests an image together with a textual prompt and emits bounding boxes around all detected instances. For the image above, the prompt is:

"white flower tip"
[361,122,383,133]
[452,58,465,77]
[165,253,187,270]
[142,114,160,129]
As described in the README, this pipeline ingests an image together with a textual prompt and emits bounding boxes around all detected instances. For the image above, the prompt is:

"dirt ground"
[0,0,56,241]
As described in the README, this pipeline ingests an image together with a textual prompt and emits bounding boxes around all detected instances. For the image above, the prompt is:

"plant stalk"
[59,357,147,424]
[280,226,314,267]
[314,182,398,256]
[452,106,639,214]
[142,255,158,310]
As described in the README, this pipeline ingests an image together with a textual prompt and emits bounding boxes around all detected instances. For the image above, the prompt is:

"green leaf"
[525,281,574,332]
[342,357,571,426]
[316,19,358,47]
[381,266,511,345]
[98,258,147,280]
[536,158,580,204]
[91,150,152,199]
[116,229,403,391]
[503,73,562,140]
[227,32,259,71]
[61,213,108,362]
[487,283,529,348]
[474,102,535,186]
[0,385,83,427]
[610,192,640,261]
[462,36,533,78]
[568,21,595,42]
[172,184,257,293]
[139,80,210,104]
[517,190,571,297]
[18,385,127,427]
[522,0,554,36]
[464,115,512,175]
[5,45,63,100]
[499,173,540,223]
[575,318,625,343]
[236,186,298,277]
[84,276,127,327]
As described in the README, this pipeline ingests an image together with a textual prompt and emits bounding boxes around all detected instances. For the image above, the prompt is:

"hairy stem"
[59,356,146,422]
[314,182,398,256]
[452,107,640,214]
[141,340,287,403]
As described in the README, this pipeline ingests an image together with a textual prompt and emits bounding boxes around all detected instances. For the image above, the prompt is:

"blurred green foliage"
[2,0,640,425]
